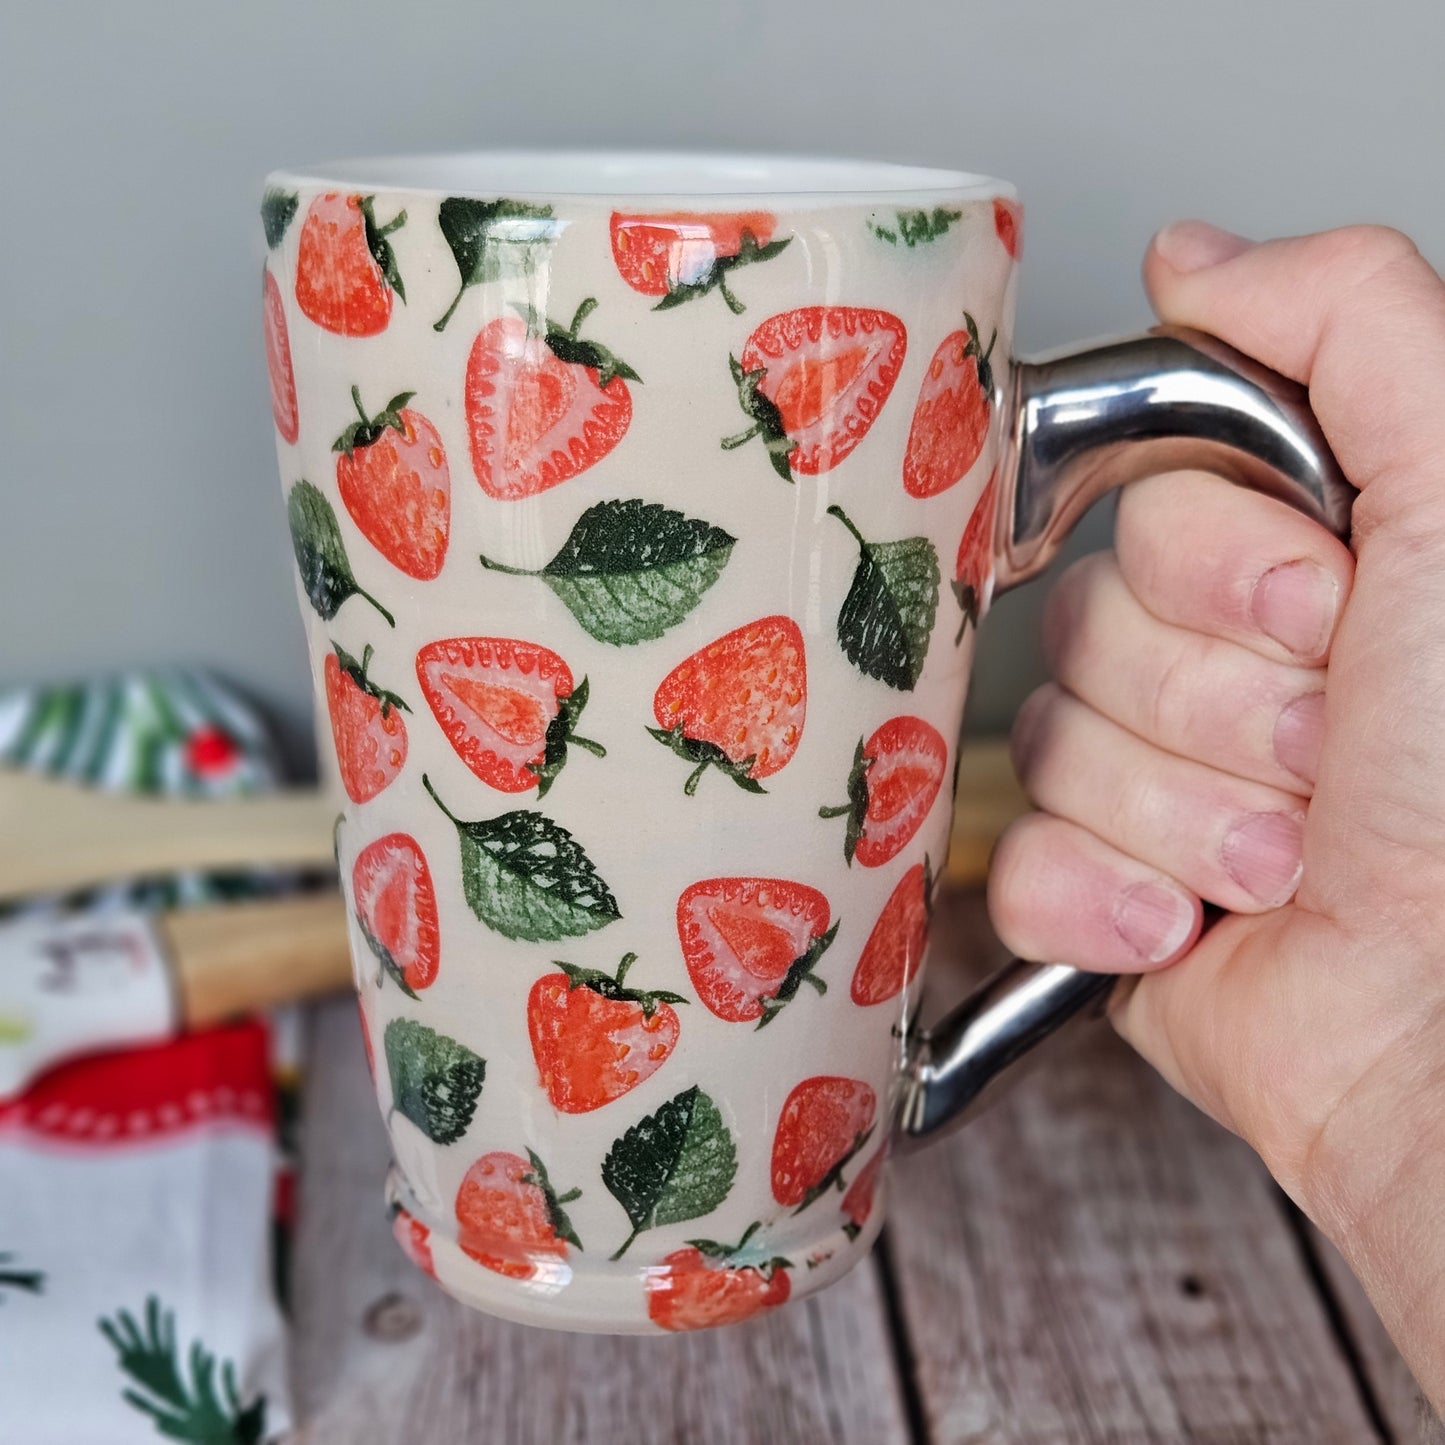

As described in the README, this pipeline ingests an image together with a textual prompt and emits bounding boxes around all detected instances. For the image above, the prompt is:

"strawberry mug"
[262,152,1351,1333]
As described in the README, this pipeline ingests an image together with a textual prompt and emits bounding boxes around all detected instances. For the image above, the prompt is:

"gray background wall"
[4,1,1441,774]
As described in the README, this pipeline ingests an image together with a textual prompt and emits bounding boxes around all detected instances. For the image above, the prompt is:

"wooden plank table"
[288,890,1437,1444]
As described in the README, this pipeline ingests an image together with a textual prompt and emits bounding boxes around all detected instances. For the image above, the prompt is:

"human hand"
[987,221,1445,1407]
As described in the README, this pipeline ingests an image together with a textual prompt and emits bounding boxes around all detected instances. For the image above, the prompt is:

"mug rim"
[264,148,1015,205]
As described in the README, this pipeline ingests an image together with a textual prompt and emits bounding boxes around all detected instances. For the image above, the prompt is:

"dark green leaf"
[433,197,559,330]
[818,737,874,866]
[481,499,736,646]
[554,953,688,1020]
[722,356,794,481]
[868,207,962,247]
[260,188,298,249]
[603,1086,737,1257]
[757,919,839,1028]
[523,1149,584,1251]
[286,480,394,627]
[359,196,407,303]
[528,674,605,798]
[357,913,418,998]
[652,230,791,314]
[383,1017,485,1145]
[646,723,766,796]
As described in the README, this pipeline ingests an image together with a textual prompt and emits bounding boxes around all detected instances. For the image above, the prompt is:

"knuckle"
[1009,683,1062,783]
[1142,633,1199,746]
[1041,552,1111,667]
[987,814,1052,928]
[1317,224,1421,287]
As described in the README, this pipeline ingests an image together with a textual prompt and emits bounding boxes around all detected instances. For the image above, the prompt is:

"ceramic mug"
[261,152,1351,1333]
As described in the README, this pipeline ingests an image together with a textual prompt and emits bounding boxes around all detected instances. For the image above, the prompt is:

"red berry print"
[993,197,1023,260]
[647,1225,792,1332]
[841,1147,887,1239]
[454,1149,582,1281]
[724,306,907,479]
[902,313,997,498]
[649,616,806,795]
[850,861,931,1006]
[820,716,947,868]
[463,298,637,500]
[324,644,411,804]
[610,211,789,312]
[415,636,603,798]
[184,725,240,779]
[357,997,377,1081]
[294,192,407,337]
[527,953,686,1113]
[334,387,450,582]
[263,269,298,444]
[953,467,999,639]
[391,1204,436,1279]
[771,1075,877,1210]
[352,832,440,994]
[676,877,837,1026]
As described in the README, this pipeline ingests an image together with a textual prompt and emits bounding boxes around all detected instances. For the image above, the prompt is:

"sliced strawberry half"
[324,645,411,804]
[649,615,806,794]
[390,1203,436,1279]
[820,715,947,868]
[723,306,907,478]
[646,1223,792,1331]
[770,1075,877,1211]
[464,298,637,500]
[416,636,603,796]
[609,210,789,313]
[294,192,406,338]
[263,268,298,444]
[352,832,441,996]
[850,859,932,1006]
[454,1149,582,1281]
[993,197,1023,260]
[902,313,996,498]
[677,877,837,1026]
[954,467,1000,640]
[841,1146,888,1241]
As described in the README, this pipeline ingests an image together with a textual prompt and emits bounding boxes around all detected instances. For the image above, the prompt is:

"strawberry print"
[527,953,686,1113]
[851,859,931,1006]
[390,1203,436,1278]
[841,1147,887,1241]
[723,306,906,479]
[455,1149,582,1281]
[953,467,999,640]
[993,197,1023,259]
[353,832,440,995]
[820,716,947,867]
[184,724,241,778]
[334,386,450,581]
[646,1223,792,1331]
[771,1075,877,1211]
[416,636,603,797]
[609,211,789,313]
[676,877,837,1027]
[902,313,997,499]
[324,644,410,804]
[464,298,638,500]
[294,192,406,336]
[263,270,298,444]
[649,616,806,794]
[358,997,377,1081]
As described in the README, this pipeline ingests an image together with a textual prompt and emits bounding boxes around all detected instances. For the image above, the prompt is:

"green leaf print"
[524,1149,584,1251]
[260,188,298,249]
[433,197,559,331]
[868,207,962,247]
[359,196,408,303]
[514,296,641,389]
[757,919,840,1030]
[817,736,874,866]
[528,675,607,799]
[645,723,766,797]
[286,480,394,627]
[383,1018,486,1145]
[98,1296,267,1444]
[721,354,794,482]
[424,776,621,941]
[828,505,939,691]
[603,1085,738,1259]
[479,499,736,646]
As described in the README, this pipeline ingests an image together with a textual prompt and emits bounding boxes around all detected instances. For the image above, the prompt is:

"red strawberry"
[294,192,406,337]
[325,644,411,803]
[334,386,450,581]
[820,716,947,867]
[649,616,806,794]
[357,997,377,1081]
[723,306,906,479]
[676,877,837,1026]
[646,1223,792,1331]
[527,953,686,1113]
[993,197,1023,260]
[415,636,603,797]
[609,211,789,313]
[953,467,999,640]
[851,860,932,1006]
[902,313,997,498]
[263,269,298,444]
[455,1149,582,1281]
[352,832,440,995]
[390,1204,436,1278]
[184,725,240,778]
[841,1147,887,1240]
[464,298,638,500]
[771,1075,877,1210]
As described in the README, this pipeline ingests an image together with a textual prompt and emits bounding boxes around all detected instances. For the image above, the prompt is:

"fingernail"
[1273,692,1326,784]
[1154,220,1255,273]
[1112,880,1196,965]
[1222,811,1305,907]
[1250,560,1340,660]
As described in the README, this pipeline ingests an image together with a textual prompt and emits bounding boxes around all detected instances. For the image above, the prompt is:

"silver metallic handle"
[900,326,1356,1146]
